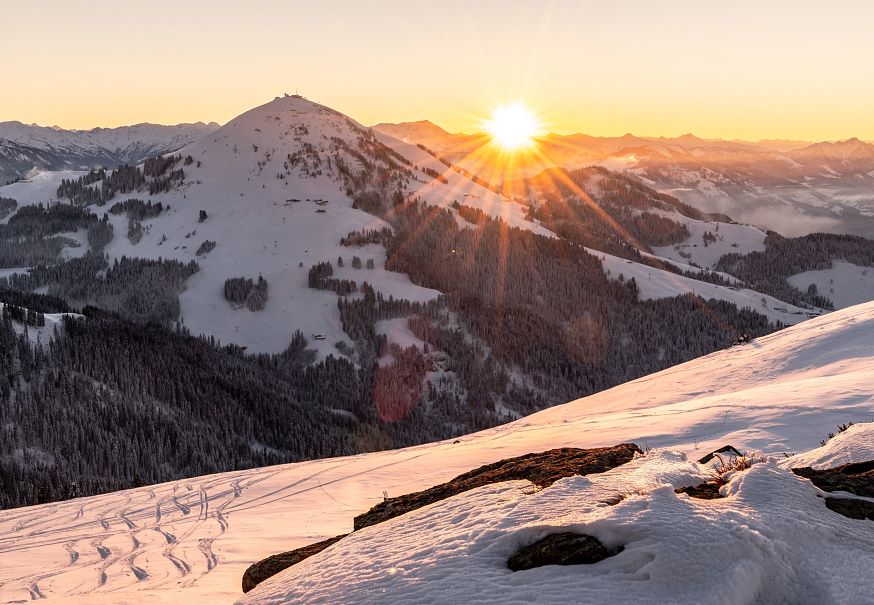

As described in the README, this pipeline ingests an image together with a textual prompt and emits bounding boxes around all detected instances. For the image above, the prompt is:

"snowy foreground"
[2,304,874,604]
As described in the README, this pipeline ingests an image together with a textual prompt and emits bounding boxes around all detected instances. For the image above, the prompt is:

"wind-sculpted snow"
[240,452,874,605]
[2,302,874,603]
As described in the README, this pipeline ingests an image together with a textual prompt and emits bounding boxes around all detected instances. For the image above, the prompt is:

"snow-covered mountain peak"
[173,94,418,213]
[174,95,542,230]
[41,95,540,357]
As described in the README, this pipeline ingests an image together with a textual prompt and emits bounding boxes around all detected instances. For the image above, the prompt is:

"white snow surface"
[781,422,874,470]
[788,260,874,309]
[651,215,767,270]
[0,170,86,209]
[375,317,427,367]
[590,248,816,325]
[243,453,874,605]
[2,301,874,604]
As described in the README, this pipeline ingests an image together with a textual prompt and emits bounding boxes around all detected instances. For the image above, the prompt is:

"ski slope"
[0,170,86,209]
[2,301,873,604]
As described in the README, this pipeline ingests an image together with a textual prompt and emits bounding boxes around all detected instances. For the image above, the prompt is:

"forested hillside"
[0,195,777,509]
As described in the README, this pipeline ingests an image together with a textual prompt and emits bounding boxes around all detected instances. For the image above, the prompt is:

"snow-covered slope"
[0,303,82,345]
[1,96,549,357]
[246,434,874,605]
[105,95,543,356]
[590,248,816,325]
[0,97,556,355]
[788,260,874,309]
[650,214,768,270]
[2,301,873,604]
[0,170,86,214]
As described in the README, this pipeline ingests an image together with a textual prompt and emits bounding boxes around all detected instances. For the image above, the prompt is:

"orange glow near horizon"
[3,1,874,141]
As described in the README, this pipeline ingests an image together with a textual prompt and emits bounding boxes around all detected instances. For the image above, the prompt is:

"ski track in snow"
[0,469,266,602]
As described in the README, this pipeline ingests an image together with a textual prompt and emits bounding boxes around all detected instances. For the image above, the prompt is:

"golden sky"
[3,0,874,141]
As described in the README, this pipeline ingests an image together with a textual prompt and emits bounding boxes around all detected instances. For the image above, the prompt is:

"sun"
[485,102,541,150]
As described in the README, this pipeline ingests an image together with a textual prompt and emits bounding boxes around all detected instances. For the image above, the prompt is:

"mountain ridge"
[0,120,219,184]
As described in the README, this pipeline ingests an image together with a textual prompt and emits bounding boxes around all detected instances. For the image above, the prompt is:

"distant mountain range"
[0,121,219,184]
[5,113,874,237]
[372,122,874,237]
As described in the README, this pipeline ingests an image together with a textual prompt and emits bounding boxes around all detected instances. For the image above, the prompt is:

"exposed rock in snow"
[792,460,874,498]
[240,450,874,605]
[354,444,641,530]
[242,535,348,593]
[506,531,617,571]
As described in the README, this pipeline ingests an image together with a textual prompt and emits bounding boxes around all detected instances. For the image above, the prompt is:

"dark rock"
[675,481,724,499]
[354,444,641,530]
[792,461,874,498]
[793,460,874,521]
[825,497,874,520]
[698,445,743,465]
[242,534,347,593]
[507,532,617,571]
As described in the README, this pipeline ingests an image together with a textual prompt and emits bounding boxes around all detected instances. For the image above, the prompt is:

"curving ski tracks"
[0,456,383,602]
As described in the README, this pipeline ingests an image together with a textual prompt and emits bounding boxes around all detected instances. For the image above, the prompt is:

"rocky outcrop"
[242,534,347,593]
[675,481,724,499]
[824,497,874,520]
[242,443,641,593]
[507,532,618,571]
[354,444,641,530]
[792,461,874,497]
[793,460,874,521]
